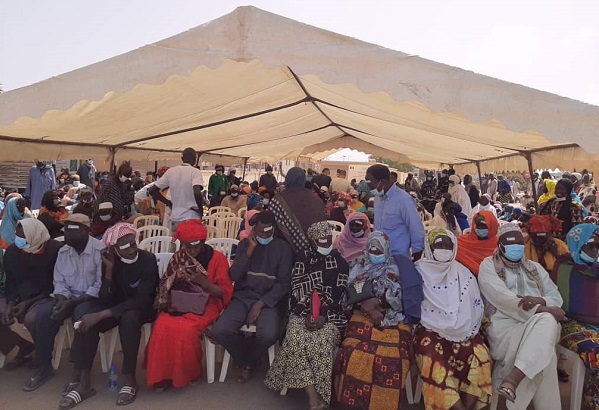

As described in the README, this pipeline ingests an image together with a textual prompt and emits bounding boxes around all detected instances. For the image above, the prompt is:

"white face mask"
[317,244,333,256]
[100,214,112,222]
[72,181,80,187]
[554,196,567,202]
[119,175,129,183]
[338,201,346,207]
[220,191,226,196]
[350,230,364,238]
[433,248,453,262]
[120,252,139,264]
[262,198,270,205]
[231,192,238,198]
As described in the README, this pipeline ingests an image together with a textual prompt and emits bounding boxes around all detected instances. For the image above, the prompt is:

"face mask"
[231,192,238,198]
[369,253,386,264]
[502,244,525,262]
[100,214,112,222]
[73,194,78,200]
[216,171,223,175]
[370,188,384,197]
[256,235,274,246]
[338,201,346,208]
[317,244,333,256]
[86,160,93,166]
[60,178,65,184]
[119,175,129,183]
[554,196,566,202]
[580,250,597,264]
[220,191,226,196]
[426,177,432,181]
[475,228,489,239]
[262,198,270,205]
[267,171,273,175]
[72,181,80,187]
[83,198,93,204]
[14,236,30,250]
[433,248,453,262]
[350,230,364,238]
[119,252,139,265]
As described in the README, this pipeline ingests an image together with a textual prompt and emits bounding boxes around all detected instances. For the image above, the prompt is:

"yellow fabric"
[538,179,557,205]
[524,236,570,272]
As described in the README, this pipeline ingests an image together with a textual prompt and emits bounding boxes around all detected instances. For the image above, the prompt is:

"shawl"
[19,218,51,254]
[416,228,483,342]
[348,231,404,326]
[566,223,599,265]
[492,249,543,290]
[538,179,556,205]
[333,212,371,265]
[239,210,260,240]
[0,197,29,247]
[39,206,68,222]
[456,210,498,275]
[448,175,472,217]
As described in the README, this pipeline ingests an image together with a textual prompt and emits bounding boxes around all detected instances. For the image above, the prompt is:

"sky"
[1,1,597,162]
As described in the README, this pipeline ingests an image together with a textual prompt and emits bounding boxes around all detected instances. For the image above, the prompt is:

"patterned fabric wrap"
[101,222,137,247]
[307,220,332,240]
[566,223,599,265]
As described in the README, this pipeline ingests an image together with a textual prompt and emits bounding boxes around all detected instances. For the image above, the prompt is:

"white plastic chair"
[215,211,236,220]
[138,236,180,253]
[218,324,277,382]
[206,238,239,261]
[133,215,160,229]
[331,230,341,243]
[404,367,423,405]
[218,217,243,239]
[208,206,232,215]
[558,345,585,410]
[52,318,75,370]
[0,352,4,369]
[204,335,217,383]
[136,225,171,244]
[30,210,39,219]
[327,220,345,232]
[206,225,218,240]
[237,207,247,219]
[203,215,220,230]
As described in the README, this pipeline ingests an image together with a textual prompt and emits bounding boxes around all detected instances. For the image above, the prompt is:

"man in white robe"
[478,223,564,410]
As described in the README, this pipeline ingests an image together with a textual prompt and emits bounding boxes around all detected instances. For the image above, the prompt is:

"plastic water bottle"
[108,364,118,392]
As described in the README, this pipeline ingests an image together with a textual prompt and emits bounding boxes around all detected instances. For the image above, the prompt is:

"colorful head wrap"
[427,228,447,245]
[498,223,521,238]
[102,222,137,246]
[526,214,563,234]
[173,219,207,242]
[566,223,599,265]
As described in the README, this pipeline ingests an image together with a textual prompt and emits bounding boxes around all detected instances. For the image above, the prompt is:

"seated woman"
[415,229,492,410]
[333,212,371,267]
[551,224,599,409]
[431,194,464,235]
[265,221,349,409]
[334,231,423,410]
[0,197,30,249]
[90,202,115,239]
[456,210,499,276]
[37,190,68,238]
[71,187,96,220]
[524,214,569,272]
[538,178,556,206]
[478,224,564,409]
[329,193,352,225]
[145,220,233,391]
[540,178,585,240]
[349,190,366,213]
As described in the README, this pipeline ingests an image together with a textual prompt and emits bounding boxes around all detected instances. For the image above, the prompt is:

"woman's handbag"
[345,279,377,305]
[169,281,209,315]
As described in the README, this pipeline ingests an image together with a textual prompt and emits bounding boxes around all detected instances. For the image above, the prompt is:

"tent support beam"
[242,157,248,182]
[108,147,117,173]
[474,161,483,192]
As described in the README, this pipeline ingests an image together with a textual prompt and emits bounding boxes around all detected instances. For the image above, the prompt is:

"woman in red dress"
[145,220,233,391]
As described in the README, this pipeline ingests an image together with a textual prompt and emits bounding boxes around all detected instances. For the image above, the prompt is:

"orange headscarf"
[456,210,499,275]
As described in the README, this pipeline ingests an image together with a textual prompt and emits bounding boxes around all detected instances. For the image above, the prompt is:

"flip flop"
[22,369,54,392]
[62,382,80,397]
[58,389,96,410]
[153,380,172,393]
[497,381,517,403]
[116,385,137,406]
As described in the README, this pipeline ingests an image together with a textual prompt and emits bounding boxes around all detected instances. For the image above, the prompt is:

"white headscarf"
[448,175,472,217]
[415,228,484,342]
[19,218,51,254]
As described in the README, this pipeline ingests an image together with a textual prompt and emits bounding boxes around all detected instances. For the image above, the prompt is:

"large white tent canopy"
[1,6,598,172]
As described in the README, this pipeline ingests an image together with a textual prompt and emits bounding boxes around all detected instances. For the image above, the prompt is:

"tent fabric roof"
[0,6,598,171]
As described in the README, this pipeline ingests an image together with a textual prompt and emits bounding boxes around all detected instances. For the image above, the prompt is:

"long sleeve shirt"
[99,250,159,319]
[229,237,292,308]
[53,237,105,299]
[26,166,56,210]
[208,174,230,197]
[374,184,425,258]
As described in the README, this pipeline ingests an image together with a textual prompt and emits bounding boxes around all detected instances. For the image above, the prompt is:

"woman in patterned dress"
[265,221,349,409]
[334,231,423,410]
[414,229,492,410]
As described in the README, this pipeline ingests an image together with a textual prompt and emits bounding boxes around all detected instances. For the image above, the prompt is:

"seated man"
[221,184,247,216]
[478,223,564,410]
[28,214,104,391]
[90,202,114,238]
[212,211,292,382]
[58,223,158,408]
[2,219,61,374]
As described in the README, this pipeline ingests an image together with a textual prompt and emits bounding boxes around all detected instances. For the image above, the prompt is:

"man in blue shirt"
[366,164,425,261]
[26,161,56,210]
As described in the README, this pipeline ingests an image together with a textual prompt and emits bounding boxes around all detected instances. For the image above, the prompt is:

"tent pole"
[475,161,483,193]
[522,151,538,209]
[108,147,117,174]
[242,157,248,182]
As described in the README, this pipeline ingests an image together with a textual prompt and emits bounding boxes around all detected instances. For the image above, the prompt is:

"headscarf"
[538,179,556,205]
[348,231,404,326]
[335,192,353,208]
[239,210,260,240]
[416,228,483,342]
[456,210,498,275]
[18,218,51,254]
[524,214,568,271]
[172,219,207,242]
[0,193,22,219]
[102,222,137,246]
[284,167,306,189]
[566,223,599,265]
[0,197,29,247]
[527,214,562,234]
[333,212,371,264]
[448,175,472,217]
[40,190,68,222]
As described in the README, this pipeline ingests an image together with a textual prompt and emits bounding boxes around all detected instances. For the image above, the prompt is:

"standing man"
[487,173,498,200]
[208,165,229,198]
[150,147,204,233]
[212,211,292,382]
[366,164,425,261]
[76,159,97,189]
[259,165,278,191]
[26,160,56,210]
[330,169,352,194]
[228,169,241,187]
[312,168,332,191]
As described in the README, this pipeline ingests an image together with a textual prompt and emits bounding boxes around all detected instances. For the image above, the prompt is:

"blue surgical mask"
[14,236,30,250]
[503,244,525,262]
[580,250,597,264]
[370,188,384,197]
[369,253,386,264]
[475,228,489,239]
[317,244,333,256]
[256,235,273,246]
